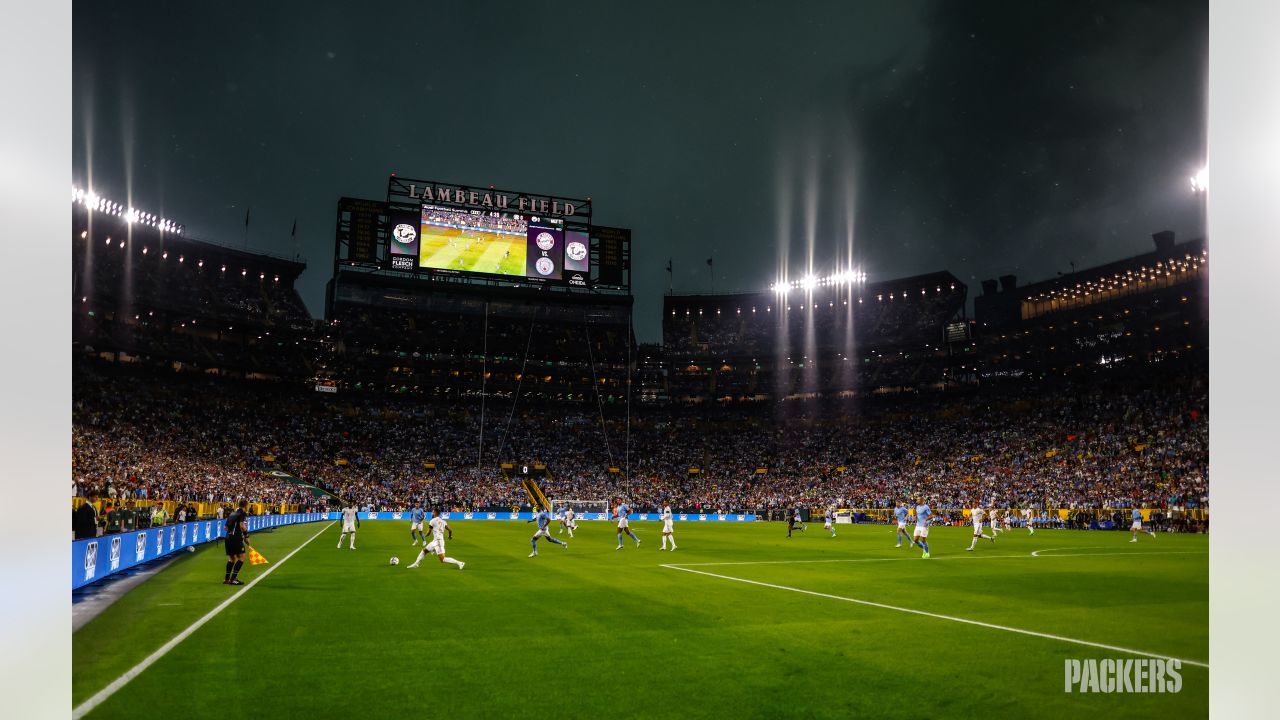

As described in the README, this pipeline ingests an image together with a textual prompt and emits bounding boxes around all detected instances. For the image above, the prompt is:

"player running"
[409,504,427,545]
[559,506,577,538]
[1130,508,1156,542]
[987,506,1002,536]
[658,504,678,551]
[967,505,995,551]
[614,499,641,549]
[337,504,359,550]
[1023,507,1036,535]
[528,506,568,557]
[408,509,465,569]
[912,500,932,559]
[824,503,838,537]
[894,503,911,547]
[787,506,805,537]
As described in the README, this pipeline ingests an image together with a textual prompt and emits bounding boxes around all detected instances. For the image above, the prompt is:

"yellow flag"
[247,547,269,565]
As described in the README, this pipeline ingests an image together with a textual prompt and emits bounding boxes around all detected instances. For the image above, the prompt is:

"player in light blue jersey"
[614,499,640,549]
[1130,508,1155,542]
[894,503,911,548]
[527,507,568,557]
[409,505,427,546]
[912,500,932,559]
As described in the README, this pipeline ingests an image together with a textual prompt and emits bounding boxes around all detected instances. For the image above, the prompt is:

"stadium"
[69,171,1208,718]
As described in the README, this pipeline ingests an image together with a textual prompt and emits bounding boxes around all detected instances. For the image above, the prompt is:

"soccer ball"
[389,556,399,566]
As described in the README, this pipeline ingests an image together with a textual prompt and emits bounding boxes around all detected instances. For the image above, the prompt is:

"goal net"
[550,499,609,519]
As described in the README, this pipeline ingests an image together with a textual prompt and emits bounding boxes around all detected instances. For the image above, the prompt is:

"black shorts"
[225,537,245,556]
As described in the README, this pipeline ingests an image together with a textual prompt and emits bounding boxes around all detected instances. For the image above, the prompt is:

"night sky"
[72,0,1207,342]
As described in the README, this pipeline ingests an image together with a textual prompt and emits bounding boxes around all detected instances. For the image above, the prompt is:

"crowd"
[71,360,1208,520]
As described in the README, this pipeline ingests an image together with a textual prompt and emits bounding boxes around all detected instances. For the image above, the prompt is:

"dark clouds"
[72,1,1205,341]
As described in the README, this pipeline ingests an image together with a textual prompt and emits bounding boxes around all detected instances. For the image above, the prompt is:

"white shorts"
[973,522,984,533]
[617,518,630,529]
[566,520,577,529]
[897,521,907,530]
[533,527,551,539]
[426,538,445,554]
[411,521,423,531]
[662,521,674,533]
[824,520,832,528]
[914,525,929,538]
[342,522,356,533]
[1131,521,1142,531]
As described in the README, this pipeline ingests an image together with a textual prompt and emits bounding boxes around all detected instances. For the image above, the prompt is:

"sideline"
[73,521,336,719]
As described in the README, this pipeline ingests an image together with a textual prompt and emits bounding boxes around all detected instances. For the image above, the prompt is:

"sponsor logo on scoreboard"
[136,533,148,562]
[109,536,122,572]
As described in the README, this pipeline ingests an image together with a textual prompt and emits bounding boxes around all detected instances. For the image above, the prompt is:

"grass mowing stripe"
[669,549,1208,567]
[662,563,1210,669]
[72,521,335,719]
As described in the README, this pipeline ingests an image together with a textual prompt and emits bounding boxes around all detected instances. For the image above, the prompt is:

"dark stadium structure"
[974,231,1208,381]
[662,271,972,402]
[71,200,316,380]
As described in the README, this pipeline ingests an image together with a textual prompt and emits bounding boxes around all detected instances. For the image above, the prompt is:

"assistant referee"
[223,500,250,586]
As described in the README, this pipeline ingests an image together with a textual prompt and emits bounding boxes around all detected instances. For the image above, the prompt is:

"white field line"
[73,521,336,719]
[667,549,1207,567]
[660,563,1209,670]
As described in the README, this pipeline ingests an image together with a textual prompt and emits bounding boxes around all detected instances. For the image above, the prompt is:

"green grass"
[419,225,524,276]
[73,521,1208,719]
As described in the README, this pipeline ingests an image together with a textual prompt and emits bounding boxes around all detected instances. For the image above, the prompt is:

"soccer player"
[1023,507,1036,535]
[527,506,568,557]
[894,502,911,547]
[614,499,640,549]
[337,504,359,549]
[824,503,837,537]
[912,499,932,559]
[223,499,250,585]
[967,505,995,551]
[1130,508,1156,542]
[659,504,677,551]
[409,504,427,545]
[408,510,465,569]
[987,506,1002,536]
[563,506,577,538]
[787,506,805,537]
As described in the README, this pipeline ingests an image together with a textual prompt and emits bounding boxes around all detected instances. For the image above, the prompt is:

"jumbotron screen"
[416,204,576,281]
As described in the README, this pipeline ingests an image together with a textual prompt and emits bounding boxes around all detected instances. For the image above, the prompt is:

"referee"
[223,500,250,586]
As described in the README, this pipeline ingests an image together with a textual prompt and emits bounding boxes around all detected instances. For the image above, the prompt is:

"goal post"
[549,499,609,518]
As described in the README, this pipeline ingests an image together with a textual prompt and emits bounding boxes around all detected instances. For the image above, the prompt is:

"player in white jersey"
[824,504,837,537]
[408,509,465,569]
[658,504,678,551]
[337,505,359,549]
[559,507,577,538]
[987,507,1002,536]
[967,506,995,551]
[1022,507,1036,534]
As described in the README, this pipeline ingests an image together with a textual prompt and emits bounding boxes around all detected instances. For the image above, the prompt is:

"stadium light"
[1189,167,1208,193]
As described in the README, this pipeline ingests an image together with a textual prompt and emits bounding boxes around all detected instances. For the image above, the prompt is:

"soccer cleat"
[616,545,623,550]
[989,535,995,543]
[635,539,641,547]
[458,562,465,570]
[1130,538,1138,543]
[350,546,356,550]
[895,543,901,548]
[967,546,974,551]
[658,547,666,551]
[528,551,538,558]
[407,564,418,569]
[228,579,244,585]
[922,552,930,559]
[670,546,676,551]
[561,543,568,550]
[222,579,230,584]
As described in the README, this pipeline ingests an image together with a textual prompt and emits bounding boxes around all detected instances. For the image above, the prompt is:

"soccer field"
[419,225,525,276]
[72,521,1208,719]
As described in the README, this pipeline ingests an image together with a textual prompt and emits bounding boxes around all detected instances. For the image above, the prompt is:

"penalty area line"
[73,521,337,719]
[660,563,1208,670]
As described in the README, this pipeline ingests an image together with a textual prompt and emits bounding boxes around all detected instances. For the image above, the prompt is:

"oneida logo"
[1065,659,1182,693]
